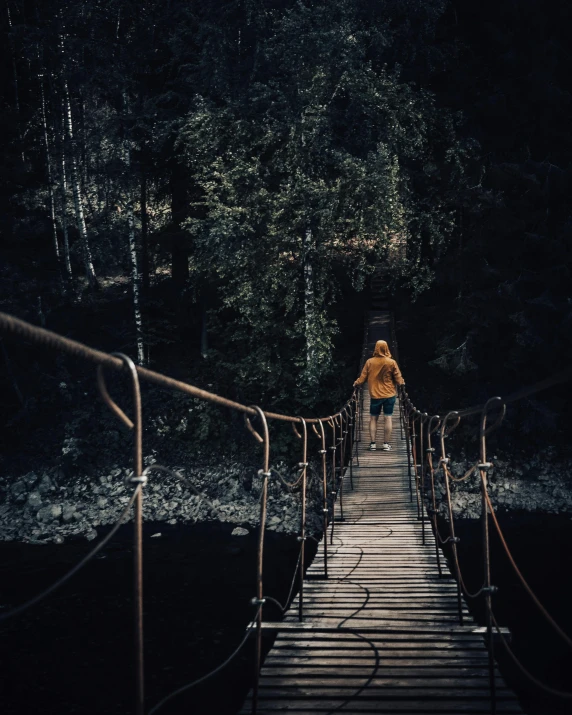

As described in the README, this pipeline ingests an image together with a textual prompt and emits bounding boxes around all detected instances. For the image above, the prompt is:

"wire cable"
[492,612,572,699]
[0,485,141,622]
[485,489,572,650]
[148,604,263,714]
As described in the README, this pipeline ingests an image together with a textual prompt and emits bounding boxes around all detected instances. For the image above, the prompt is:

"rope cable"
[485,490,572,650]
[148,604,263,714]
[491,612,572,699]
[0,312,353,425]
[0,485,141,622]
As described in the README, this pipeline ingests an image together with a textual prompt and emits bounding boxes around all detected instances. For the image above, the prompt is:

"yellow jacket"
[354,340,405,398]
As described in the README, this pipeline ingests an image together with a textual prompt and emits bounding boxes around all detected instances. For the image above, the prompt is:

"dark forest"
[1,2,571,714]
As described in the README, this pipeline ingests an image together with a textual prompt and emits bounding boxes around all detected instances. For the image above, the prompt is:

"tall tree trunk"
[5,3,19,113]
[303,227,317,382]
[6,1,24,162]
[140,163,150,294]
[64,80,97,289]
[200,297,208,358]
[80,94,88,187]
[39,72,66,285]
[59,100,72,278]
[127,189,145,365]
[170,158,189,293]
[124,119,145,364]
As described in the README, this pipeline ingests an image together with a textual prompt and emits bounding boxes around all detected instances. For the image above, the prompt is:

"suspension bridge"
[241,311,520,714]
[0,308,571,715]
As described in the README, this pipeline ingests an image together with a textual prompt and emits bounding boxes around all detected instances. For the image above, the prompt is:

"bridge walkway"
[241,312,523,714]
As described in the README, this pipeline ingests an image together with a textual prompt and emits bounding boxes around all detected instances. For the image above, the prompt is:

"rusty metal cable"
[0,311,352,425]
[148,603,264,715]
[262,548,304,617]
[286,546,304,614]
[2,309,569,428]
[491,612,572,699]
[484,489,572,650]
[0,485,141,623]
[250,406,270,715]
[426,415,443,576]
[98,353,145,715]
[443,461,479,483]
[272,466,305,490]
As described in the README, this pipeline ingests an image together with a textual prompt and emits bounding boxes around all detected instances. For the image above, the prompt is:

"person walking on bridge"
[353,340,404,451]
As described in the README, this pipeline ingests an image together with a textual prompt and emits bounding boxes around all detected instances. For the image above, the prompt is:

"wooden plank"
[258,667,506,678]
[240,700,521,713]
[238,319,521,714]
[260,623,500,635]
[254,686,514,698]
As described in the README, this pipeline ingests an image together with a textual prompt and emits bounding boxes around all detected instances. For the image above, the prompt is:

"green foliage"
[174,0,469,409]
[0,0,477,452]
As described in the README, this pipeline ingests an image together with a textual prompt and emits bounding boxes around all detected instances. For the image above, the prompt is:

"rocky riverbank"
[0,457,326,544]
[434,448,572,518]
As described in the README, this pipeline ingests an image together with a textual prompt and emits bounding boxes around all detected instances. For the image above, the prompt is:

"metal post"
[411,413,421,520]
[479,398,505,715]
[249,406,270,715]
[97,354,145,715]
[297,417,308,621]
[440,412,464,625]
[427,416,442,577]
[329,418,336,544]
[402,394,413,503]
[317,420,329,578]
[419,413,428,545]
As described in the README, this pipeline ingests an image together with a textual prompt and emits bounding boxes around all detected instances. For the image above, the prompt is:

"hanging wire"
[148,603,264,715]
[0,485,141,623]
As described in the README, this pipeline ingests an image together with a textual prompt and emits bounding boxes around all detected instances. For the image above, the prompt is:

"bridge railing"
[3,308,572,712]
[0,311,359,715]
[395,327,572,708]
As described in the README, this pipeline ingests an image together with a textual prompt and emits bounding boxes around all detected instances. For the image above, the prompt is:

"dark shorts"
[370,396,396,416]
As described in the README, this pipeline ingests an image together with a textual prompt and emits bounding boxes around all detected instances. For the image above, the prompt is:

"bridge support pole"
[96,354,145,715]
[297,418,308,622]
[402,393,413,503]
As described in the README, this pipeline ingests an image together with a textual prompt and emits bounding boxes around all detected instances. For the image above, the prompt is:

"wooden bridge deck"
[241,312,523,714]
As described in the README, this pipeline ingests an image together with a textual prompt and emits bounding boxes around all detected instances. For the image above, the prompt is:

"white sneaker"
[382,443,391,451]
[368,443,377,451]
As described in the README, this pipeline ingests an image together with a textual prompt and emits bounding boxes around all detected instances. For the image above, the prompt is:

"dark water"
[439,512,572,715]
[1,514,571,715]
[0,522,312,715]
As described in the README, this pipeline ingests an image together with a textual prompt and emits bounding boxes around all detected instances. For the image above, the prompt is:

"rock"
[231,527,249,536]
[23,472,38,487]
[37,504,62,522]
[53,535,64,545]
[62,505,76,523]
[97,497,108,508]
[10,481,27,502]
[86,529,98,541]
[27,491,43,508]
[150,533,162,538]
[269,516,281,525]
[38,475,52,494]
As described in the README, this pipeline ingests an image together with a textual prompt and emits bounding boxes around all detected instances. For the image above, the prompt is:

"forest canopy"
[1,0,570,453]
